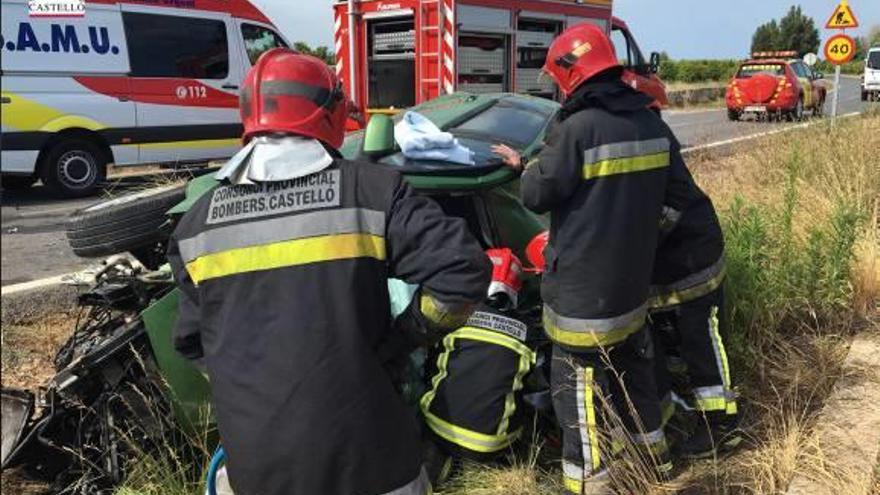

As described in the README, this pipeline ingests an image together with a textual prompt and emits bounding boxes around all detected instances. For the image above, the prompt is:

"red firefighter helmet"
[542,23,620,97]
[525,231,549,273]
[240,48,347,149]
[486,248,524,306]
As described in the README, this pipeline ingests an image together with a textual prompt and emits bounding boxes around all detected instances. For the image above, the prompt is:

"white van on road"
[863,47,880,102]
[1,0,289,196]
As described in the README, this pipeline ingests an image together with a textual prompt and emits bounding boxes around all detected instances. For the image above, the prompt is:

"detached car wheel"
[41,139,107,198]
[66,184,186,259]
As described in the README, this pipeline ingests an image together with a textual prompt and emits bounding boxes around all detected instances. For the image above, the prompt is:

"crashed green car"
[1,93,556,492]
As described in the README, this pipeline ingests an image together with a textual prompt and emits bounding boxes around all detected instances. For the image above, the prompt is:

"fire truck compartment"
[516,18,561,97]
[368,17,416,109]
[458,35,509,94]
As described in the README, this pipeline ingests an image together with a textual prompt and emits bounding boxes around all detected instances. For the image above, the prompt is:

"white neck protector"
[215,135,334,185]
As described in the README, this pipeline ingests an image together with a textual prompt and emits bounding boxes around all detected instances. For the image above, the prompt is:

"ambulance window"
[242,24,288,65]
[124,13,229,79]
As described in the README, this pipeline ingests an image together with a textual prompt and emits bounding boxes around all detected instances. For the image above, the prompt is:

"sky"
[252,0,878,60]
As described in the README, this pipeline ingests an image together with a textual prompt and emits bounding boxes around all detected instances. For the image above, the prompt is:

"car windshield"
[737,63,785,78]
[377,98,554,171]
[869,51,880,70]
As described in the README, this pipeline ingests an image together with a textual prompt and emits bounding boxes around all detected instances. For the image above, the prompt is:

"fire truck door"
[367,15,415,110]
[457,5,512,94]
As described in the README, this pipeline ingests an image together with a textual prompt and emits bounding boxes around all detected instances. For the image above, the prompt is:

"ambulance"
[332,0,667,118]
[1,0,289,196]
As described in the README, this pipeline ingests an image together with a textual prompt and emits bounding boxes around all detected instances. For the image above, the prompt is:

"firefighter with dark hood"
[493,24,674,494]
[166,48,491,495]
[650,153,741,458]
[419,248,537,483]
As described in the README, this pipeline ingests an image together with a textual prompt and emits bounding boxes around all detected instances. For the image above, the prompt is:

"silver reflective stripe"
[583,137,670,165]
[562,460,583,481]
[693,385,735,401]
[380,466,431,495]
[178,208,386,263]
[544,303,647,334]
[575,366,594,473]
[651,257,726,295]
[631,428,665,445]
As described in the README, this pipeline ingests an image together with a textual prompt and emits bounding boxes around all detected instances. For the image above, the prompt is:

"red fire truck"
[332,0,668,119]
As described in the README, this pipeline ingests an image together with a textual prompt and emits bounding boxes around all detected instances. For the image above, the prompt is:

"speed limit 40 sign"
[824,34,856,65]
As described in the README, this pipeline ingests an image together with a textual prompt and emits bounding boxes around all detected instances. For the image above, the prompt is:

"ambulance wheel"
[1,175,37,191]
[41,139,107,198]
[66,184,186,259]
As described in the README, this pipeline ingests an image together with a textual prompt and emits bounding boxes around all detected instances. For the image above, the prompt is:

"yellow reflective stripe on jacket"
[419,332,456,414]
[422,410,521,453]
[650,258,727,308]
[581,137,671,181]
[543,304,646,348]
[582,151,670,180]
[419,294,473,329]
[185,233,385,284]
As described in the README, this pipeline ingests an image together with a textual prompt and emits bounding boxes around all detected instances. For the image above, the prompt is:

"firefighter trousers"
[551,326,671,495]
[652,286,738,425]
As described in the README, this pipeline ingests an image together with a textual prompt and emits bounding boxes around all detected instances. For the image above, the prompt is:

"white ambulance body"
[1,0,288,196]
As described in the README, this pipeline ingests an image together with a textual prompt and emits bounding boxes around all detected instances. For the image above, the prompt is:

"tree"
[751,20,781,53]
[868,25,880,48]
[777,6,820,57]
[292,41,336,65]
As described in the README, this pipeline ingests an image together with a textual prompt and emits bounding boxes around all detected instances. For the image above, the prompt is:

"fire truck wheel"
[66,184,185,259]
[40,138,108,198]
[727,109,740,122]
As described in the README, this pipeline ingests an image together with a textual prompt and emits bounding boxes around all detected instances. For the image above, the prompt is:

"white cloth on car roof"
[215,135,333,185]
[394,111,475,165]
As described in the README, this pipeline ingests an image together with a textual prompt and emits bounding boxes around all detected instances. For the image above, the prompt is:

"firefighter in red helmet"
[166,48,491,495]
[494,24,674,493]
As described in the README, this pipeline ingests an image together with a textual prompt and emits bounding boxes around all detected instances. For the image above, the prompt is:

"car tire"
[788,98,804,122]
[40,138,107,198]
[813,97,825,118]
[1,175,38,191]
[862,91,868,102]
[66,184,186,258]
[727,109,740,121]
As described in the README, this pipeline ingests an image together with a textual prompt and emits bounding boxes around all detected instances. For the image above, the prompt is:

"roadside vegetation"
[2,114,877,494]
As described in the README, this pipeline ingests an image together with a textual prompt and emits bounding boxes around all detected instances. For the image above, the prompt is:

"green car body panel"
[154,93,554,428]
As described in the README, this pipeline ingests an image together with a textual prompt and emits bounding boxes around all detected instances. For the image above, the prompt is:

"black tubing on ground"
[66,185,186,258]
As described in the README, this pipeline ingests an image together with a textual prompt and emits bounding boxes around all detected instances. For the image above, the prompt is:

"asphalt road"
[0,77,871,287]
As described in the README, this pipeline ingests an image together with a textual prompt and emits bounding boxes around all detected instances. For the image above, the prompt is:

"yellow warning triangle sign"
[826,2,859,29]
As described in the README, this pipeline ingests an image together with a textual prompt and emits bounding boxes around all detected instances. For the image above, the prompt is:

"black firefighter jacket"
[520,79,673,351]
[166,157,491,495]
[651,139,726,309]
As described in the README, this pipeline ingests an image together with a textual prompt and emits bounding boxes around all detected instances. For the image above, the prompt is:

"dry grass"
[1,311,78,390]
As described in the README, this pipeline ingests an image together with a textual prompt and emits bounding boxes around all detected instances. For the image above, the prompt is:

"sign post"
[823,1,859,123]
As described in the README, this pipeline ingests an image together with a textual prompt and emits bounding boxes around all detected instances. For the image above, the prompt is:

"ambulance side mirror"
[362,114,396,160]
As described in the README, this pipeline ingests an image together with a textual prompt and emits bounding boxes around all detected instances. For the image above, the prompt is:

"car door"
[790,61,813,108]
[121,7,242,165]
